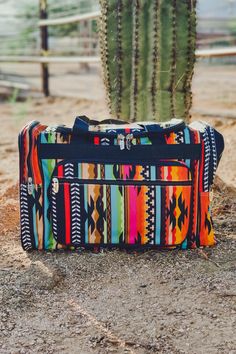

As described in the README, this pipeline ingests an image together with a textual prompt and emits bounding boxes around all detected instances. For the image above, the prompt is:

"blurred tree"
[229,20,236,37]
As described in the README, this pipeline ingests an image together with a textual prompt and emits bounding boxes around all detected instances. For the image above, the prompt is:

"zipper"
[117,134,134,150]
[51,121,186,137]
[126,134,133,150]
[52,177,59,194]
[54,159,190,170]
[27,177,33,195]
[117,134,125,150]
[72,121,186,138]
[51,177,192,193]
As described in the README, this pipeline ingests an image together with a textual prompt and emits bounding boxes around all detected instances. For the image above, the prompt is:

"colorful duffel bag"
[18,116,224,251]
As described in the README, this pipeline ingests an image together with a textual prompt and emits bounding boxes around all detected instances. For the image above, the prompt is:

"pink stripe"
[129,186,137,244]
[64,183,71,245]
[123,165,131,180]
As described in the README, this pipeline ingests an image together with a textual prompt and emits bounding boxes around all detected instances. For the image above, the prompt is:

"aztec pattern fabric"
[18,117,224,250]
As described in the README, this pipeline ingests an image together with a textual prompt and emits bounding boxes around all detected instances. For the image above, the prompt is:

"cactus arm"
[170,0,177,117]
[184,0,197,121]
[135,0,154,121]
[99,0,119,116]
[99,0,112,113]
[116,0,124,118]
[174,0,190,119]
[120,0,133,120]
[107,0,119,116]
[175,0,196,120]
[99,0,197,122]
[157,0,174,121]
[159,0,173,91]
[130,0,140,122]
[151,0,160,119]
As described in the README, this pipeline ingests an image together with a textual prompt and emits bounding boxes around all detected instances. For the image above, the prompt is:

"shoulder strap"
[190,121,224,190]
[72,116,128,135]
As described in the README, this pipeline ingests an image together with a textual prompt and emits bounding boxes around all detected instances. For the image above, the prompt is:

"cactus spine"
[99,0,197,122]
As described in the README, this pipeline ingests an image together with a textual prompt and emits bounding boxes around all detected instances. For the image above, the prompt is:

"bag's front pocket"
[50,160,192,247]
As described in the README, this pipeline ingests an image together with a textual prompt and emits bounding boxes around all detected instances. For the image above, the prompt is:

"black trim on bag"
[53,242,185,251]
[38,143,202,161]
[72,120,186,137]
[53,178,192,187]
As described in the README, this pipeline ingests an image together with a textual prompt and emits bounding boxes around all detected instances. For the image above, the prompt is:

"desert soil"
[0,63,236,354]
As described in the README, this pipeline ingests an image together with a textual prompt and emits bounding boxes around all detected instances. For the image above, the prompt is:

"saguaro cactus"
[99,0,197,122]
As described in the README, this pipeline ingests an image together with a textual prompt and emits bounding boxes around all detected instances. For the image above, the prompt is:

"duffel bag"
[18,116,224,250]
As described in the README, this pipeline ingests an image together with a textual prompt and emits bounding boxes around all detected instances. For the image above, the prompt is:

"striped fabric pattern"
[18,120,223,250]
[51,181,191,247]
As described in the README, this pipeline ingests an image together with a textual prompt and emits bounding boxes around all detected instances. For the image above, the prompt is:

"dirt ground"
[0,64,236,354]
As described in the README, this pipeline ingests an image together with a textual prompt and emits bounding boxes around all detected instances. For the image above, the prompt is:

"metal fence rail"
[38,10,100,27]
[196,46,236,58]
[1,47,236,65]
[1,0,236,96]
[0,55,100,63]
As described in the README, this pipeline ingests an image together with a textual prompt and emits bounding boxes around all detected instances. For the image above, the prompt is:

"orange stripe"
[31,125,46,184]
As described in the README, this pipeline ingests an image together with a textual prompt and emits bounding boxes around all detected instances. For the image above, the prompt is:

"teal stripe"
[84,185,88,243]
[111,185,123,244]
[155,186,161,245]
[181,238,188,250]
[105,164,114,179]
[150,165,156,181]
[41,133,57,249]
[184,127,191,168]
[140,137,152,145]
[42,159,55,249]
[78,163,82,178]
[42,159,50,249]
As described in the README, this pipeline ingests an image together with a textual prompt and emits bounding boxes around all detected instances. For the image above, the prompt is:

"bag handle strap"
[73,116,128,134]
[72,116,186,136]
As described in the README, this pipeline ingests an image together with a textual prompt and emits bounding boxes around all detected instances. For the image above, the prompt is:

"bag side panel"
[196,123,218,247]
[186,128,201,249]
[19,121,47,250]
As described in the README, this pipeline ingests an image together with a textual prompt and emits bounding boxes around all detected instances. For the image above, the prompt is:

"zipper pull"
[27,177,33,195]
[27,177,34,195]
[52,178,59,194]
[126,134,133,150]
[117,134,125,150]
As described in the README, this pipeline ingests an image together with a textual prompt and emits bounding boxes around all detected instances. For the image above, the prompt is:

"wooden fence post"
[39,0,49,96]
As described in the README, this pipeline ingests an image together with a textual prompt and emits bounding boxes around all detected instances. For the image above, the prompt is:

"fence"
[1,1,236,96]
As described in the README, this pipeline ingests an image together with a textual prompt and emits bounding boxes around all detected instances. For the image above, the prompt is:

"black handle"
[72,116,128,135]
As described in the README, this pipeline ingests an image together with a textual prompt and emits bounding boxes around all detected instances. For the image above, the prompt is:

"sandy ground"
[0,64,236,354]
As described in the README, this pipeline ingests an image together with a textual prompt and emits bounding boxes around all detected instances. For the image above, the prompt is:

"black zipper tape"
[39,143,201,161]
[55,159,190,169]
[71,121,186,137]
[53,178,192,187]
